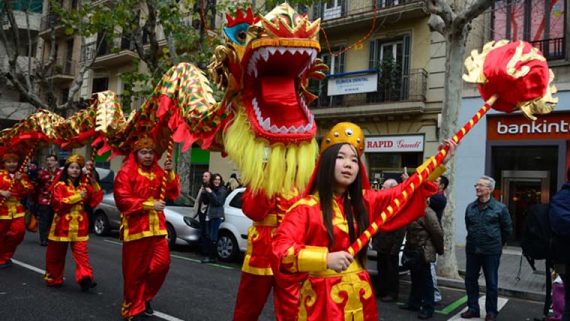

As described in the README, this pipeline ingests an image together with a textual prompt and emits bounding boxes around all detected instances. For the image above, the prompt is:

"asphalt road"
[0,232,547,321]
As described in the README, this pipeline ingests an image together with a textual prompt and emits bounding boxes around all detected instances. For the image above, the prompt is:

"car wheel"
[166,223,177,249]
[217,230,238,262]
[93,211,110,236]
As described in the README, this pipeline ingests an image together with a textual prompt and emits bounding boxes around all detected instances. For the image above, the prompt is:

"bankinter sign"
[487,113,570,141]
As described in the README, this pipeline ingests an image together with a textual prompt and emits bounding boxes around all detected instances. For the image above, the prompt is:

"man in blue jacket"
[461,176,512,321]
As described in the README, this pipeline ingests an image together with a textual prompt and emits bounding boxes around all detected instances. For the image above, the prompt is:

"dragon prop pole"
[348,40,558,256]
[159,138,175,202]
[0,146,35,207]
[348,96,496,255]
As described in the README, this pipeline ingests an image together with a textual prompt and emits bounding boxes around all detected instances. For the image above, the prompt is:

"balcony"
[313,0,427,31]
[46,57,77,83]
[530,37,566,61]
[39,13,65,38]
[311,68,427,119]
[83,36,138,69]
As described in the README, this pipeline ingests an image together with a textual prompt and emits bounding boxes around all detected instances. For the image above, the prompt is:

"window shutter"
[369,40,377,69]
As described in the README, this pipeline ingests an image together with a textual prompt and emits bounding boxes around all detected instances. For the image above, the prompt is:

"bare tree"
[0,0,101,113]
[425,0,495,279]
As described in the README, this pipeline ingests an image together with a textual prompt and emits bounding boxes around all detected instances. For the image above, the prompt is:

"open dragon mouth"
[243,45,318,142]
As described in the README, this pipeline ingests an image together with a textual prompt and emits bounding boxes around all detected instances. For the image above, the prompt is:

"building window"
[313,0,346,21]
[368,35,411,102]
[492,0,566,60]
[313,47,345,108]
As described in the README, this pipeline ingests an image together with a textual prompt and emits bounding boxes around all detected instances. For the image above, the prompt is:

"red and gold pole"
[159,138,175,202]
[348,95,497,255]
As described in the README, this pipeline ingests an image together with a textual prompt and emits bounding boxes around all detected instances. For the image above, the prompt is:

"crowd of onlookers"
[192,171,242,263]
[372,169,570,321]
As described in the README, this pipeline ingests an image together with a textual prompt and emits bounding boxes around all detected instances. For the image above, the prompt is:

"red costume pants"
[122,236,170,318]
[45,240,94,286]
[0,217,25,264]
[233,272,299,321]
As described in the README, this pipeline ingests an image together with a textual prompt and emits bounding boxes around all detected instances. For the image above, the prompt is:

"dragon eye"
[223,23,250,46]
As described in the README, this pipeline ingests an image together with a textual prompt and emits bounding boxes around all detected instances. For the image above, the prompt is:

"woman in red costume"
[114,137,180,321]
[272,122,456,321]
[44,154,103,290]
[0,152,34,268]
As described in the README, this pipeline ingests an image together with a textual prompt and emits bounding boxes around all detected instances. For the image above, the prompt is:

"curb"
[437,275,546,302]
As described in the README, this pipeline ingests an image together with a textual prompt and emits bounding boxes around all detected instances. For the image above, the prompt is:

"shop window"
[491,0,566,60]
[366,152,423,185]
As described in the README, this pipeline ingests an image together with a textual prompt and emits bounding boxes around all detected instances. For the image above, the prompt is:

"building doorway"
[501,170,550,245]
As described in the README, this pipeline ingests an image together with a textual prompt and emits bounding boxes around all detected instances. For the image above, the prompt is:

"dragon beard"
[224,110,318,198]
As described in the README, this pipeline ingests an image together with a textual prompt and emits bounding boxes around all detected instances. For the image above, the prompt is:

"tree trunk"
[437,28,468,280]
[176,145,192,199]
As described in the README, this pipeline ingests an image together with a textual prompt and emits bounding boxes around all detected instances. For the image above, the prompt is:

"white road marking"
[153,311,185,321]
[448,296,509,320]
[12,259,46,274]
[12,256,186,321]
[103,239,122,245]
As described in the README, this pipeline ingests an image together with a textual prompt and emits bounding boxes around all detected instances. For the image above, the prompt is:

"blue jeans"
[198,213,209,255]
[208,217,222,243]
[465,253,501,316]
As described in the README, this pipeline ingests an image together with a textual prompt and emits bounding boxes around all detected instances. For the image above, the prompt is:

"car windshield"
[166,193,195,207]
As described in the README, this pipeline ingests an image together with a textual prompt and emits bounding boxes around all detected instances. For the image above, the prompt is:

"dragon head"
[210,3,327,197]
[212,3,326,144]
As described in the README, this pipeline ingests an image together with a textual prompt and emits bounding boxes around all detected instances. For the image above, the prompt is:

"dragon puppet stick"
[159,138,175,202]
[348,40,558,256]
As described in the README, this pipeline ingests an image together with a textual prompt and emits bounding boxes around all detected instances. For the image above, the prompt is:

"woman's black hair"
[210,173,225,189]
[59,162,82,188]
[311,143,369,263]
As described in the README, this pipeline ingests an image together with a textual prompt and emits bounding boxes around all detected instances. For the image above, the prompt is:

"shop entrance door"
[501,170,550,245]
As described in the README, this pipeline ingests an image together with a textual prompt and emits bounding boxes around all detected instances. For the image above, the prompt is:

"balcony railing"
[47,57,76,77]
[40,13,60,31]
[96,36,135,57]
[530,37,566,61]
[313,0,423,21]
[312,68,427,109]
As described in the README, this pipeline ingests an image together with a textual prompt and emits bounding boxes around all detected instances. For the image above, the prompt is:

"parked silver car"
[93,193,200,248]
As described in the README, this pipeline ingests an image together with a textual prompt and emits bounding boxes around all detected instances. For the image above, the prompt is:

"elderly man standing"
[461,176,512,321]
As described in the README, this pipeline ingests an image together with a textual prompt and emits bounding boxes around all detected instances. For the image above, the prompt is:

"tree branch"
[425,0,455,27]
[143,0,160,72]
[24,9,33,92]
[453,0,494,31]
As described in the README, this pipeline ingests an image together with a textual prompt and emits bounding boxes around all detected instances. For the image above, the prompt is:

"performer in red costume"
[272,122,456,321]
[233,189,301,321]
[44,154,103,290]
[0,152,34,268]
[114,137,180,321]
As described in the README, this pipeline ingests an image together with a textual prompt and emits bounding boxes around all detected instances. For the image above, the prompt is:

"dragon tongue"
[259,76,307,126]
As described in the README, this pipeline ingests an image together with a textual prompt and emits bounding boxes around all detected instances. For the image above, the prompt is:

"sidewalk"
[437,245,548,302]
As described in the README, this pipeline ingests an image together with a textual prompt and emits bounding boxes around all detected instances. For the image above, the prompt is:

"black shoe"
[399,304,420,311]
[80,278,92,292]
[418,310,433,319]
[144,301,154,316]
[460,310,481,318]
[40,241,48,247]
[0,259,13,269]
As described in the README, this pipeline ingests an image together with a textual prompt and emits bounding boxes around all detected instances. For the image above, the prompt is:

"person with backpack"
[461,176,512,321]
[550,168,570,321]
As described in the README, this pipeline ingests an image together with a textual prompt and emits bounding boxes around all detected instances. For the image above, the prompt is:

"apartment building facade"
[309,0,445,186]
[0,0,43,127]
